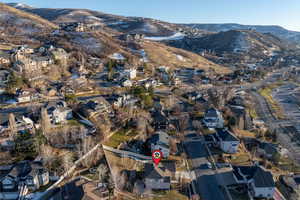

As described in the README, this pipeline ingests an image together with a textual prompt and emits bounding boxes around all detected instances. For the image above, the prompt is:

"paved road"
[248,69,300,164]
[183,133,231,200]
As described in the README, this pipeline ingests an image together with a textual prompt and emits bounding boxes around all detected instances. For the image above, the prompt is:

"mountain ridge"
[182,23,300,45]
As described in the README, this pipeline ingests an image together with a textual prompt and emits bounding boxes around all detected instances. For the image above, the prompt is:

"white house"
[46,101,73,124]
[121,79,133,87]
[52,107,73,124]
[150,131,170,158]
[233,165,275,199]
[203,108,224,128]
[216,129,240,154]
[124,68,137,79]
[0,162,49,200]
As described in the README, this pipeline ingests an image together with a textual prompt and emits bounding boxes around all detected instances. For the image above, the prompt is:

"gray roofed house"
[144,163,171,190]
[0,161,49,199]
[45,101,72,124]
[149,131,170,158]
[233,165,275,199]
[203,108,224,128]
[216,129,240,154]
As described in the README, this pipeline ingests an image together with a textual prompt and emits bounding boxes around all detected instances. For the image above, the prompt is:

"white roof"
[109,53,125,60]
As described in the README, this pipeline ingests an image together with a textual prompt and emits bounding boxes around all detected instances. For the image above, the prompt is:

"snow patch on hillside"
[107,21,126,26]
[145,32,185,41]
[87,16,102,22]
[176,54,185,61]
[141,22,158,33]
[233,32,251,53]
[73,36,102,53]
[109,53,125,60]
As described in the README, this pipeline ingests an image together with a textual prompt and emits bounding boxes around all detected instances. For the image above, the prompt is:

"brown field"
[142,41,232,75]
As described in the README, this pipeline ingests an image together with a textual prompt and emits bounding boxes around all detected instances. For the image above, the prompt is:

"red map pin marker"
[152,150,163,166]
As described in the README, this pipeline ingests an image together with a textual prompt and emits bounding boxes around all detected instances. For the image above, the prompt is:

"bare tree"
[62,152,75,172]
[79,136,95,167]
[192,120,202,131]
[178,114,189,132]
[9,113,17,139]
[41,108,51,136]
[98,164,109,183]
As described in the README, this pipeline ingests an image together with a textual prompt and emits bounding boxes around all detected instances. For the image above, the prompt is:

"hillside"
[165,30,287,57]
[184,23,300,45]
[9,4,207,37]
[0,3,58,34]
[141,41,231,74]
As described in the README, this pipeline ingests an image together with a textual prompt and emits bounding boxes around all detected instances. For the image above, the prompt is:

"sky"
[2,0,300,31]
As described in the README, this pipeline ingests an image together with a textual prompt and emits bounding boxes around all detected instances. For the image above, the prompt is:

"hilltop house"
[59,22,87,32]
[16,88,39,103]
[124,68,137,80]
[12,53,53,78]
[149,131,170,158]
[182,91,207,103]
[0,51,11,66]
[79,97,112,118]
[233,165,275,199]
[0,114,35,135]
[49,47,68,64]
[25,162,49,191]
[119,33,145,42]
[0,69,10,94]
[0,161,49,199]
[46,101,73,124]
[144,163,171,190]
[215,129,240,154]
[120,78,133,87]
[203,108,224,129]
[109,53,125,61]
[110,94,138,108]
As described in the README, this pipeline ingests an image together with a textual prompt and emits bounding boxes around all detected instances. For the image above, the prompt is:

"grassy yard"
[104,129,138,148]
[201,128,216,135]
[247,107,258,119]
[229,151,251,165]
[142,190,188,200]
[233,128,256,138]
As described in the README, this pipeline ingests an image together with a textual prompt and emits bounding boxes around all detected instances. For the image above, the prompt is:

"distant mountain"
[183,23,300,45]
[8,3,207,37]
[0,2,58,35]
[165,29,289,62]
[6,2,34,9]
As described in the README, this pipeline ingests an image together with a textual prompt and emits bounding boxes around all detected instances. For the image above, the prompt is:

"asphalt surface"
[249,68,300,164]
[183,134,230,200]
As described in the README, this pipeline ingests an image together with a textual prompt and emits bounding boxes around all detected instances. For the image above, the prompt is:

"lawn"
[229,152,251,165]
[247,107,258,119]
[233,128,256,138]
[104,129,138,148]
[142,190,188,200]
[201,128,216,135]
